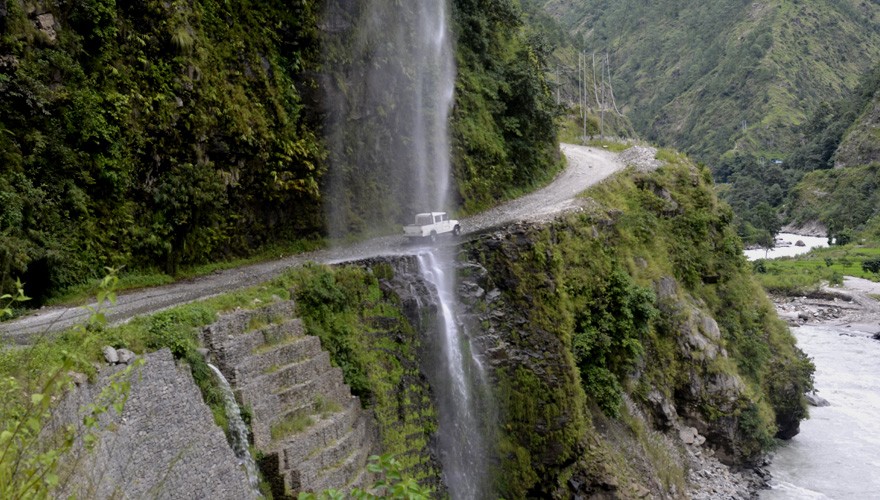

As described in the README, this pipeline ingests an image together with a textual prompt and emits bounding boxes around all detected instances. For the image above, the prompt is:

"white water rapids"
[761,324,880,499]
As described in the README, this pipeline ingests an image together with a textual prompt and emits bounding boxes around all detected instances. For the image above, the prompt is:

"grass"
[753,242,880,294]
[270,412,314,440]
[269,397,341,441]
[313,395,342,418]
[252,334,297,355]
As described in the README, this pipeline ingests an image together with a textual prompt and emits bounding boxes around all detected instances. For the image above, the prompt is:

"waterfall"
[323,1,494,496]
[208,364,260,491]
[323,0,456,236]
[418,250,492,499]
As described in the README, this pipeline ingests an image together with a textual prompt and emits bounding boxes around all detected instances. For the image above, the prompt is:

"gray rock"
[646,389,678,428]
[700,315,721,341]
[0,54,18,71]
[116,349,136,365]
[656,276,678,299]
[49,349,258,499]
[36,13,57,42]
[67,371,88,386]
[805,391,830,407]
[680,427,697,445]
[102,346,118,364]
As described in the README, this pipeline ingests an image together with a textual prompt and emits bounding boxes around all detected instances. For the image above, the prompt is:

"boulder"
[805,391,830,407]
[102,346,118,364]
[680,426,698,445]
[116,349,136,365]
[36,12,57,42]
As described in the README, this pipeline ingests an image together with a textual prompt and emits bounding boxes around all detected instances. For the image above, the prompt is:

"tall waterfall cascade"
[418,250,492,499]
[322,0,496,496]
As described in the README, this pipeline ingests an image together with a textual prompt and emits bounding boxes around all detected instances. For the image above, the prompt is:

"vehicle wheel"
[453,225,461,236]
[430,231,437,243]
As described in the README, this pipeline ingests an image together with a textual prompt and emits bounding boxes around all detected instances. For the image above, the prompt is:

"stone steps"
[311,446,372,493]
[233,335,323,387]
[289,435,372,493]
[203,300,378,498]
[282,403,369,468]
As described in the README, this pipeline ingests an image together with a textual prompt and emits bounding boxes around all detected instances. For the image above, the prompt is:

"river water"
[744,233,828,261]
[761,324,880,499]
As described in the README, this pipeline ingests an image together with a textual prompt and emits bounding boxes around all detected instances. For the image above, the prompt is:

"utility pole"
[599,53,605,140]
[582,50,587,143]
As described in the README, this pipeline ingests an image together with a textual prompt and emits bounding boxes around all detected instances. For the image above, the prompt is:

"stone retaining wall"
[50,348,257,499]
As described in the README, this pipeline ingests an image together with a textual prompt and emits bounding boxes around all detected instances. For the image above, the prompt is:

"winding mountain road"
[1,144,623,343]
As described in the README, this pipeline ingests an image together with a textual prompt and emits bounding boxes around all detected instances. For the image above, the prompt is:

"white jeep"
[403,212,461,242]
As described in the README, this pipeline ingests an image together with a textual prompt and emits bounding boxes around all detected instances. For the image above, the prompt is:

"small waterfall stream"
[208,364,260,491]
[418,250,491,499]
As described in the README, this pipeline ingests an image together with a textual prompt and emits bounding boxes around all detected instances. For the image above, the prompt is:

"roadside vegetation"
[471,152,812,496]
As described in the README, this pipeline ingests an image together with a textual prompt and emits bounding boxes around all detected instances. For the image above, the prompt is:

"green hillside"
[835,85,880,168]
[0,0,558,301]
[528,0,880,163]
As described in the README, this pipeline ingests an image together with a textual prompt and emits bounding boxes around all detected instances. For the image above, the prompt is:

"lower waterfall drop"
[417,249,492,499]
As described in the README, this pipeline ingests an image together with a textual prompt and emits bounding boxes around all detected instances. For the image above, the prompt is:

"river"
[744,234,880,498]
[744,233,829,261]
[761,323,880,499]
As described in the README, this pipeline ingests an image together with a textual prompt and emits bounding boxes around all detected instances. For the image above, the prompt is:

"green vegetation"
[288,263,440,484]
[787,164,880,241]
[715,65,880,245]
[270,412,314,440]
[0,0,326,303]
[753,244,880,294]
[471,154,812,496]
[1,0,563,304]
[299,454,430,500]
[1,262,437,493]
[450,0,562,213]
[526,0,880,164]
[0,274,142,498]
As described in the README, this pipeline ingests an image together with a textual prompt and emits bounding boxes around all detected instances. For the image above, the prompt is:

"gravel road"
[1,144,623,342]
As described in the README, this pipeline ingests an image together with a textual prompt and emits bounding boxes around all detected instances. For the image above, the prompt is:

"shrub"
[862,257,880,274]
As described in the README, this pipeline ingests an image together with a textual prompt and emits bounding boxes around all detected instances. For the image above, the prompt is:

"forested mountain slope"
[529,0,880,164]
[0,0,557,301]
[835,81,880,168]
[782,72,880,238]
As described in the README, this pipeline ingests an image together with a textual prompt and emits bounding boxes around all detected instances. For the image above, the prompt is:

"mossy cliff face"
[457,156,813,497]
[287,259,444,492]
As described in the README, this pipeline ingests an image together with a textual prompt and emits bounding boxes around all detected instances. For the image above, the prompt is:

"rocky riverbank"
[773,277,880,333]
[689,277,880,499]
